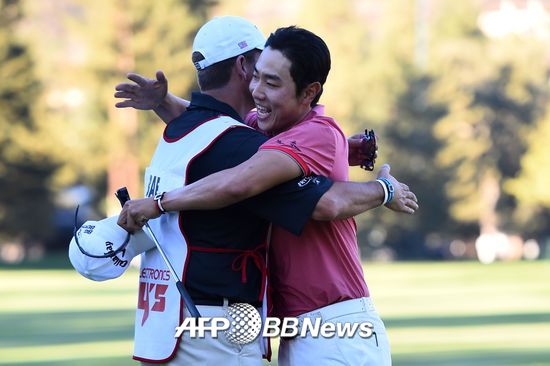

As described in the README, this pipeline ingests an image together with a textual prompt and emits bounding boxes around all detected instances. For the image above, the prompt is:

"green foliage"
[507,110,550,207]
[506,108,550,234]
[0,0,212,243]
[4,0,550,253]
[24,0,210,208]
[359,72,453,257]
[0,0,56,240]
[434,65,547,226]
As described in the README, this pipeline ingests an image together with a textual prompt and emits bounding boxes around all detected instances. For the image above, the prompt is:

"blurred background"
[2,0,550,263]
[0,0,549,365]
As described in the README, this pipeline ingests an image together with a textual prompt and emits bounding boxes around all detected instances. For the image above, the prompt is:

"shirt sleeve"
[259,120,338,177]
[239,175,333,235]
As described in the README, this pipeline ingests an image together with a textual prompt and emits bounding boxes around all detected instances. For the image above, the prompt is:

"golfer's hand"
[377,164,419,214]
[348,133,377,167]
[114,71,168,110]
[117,197,161,233]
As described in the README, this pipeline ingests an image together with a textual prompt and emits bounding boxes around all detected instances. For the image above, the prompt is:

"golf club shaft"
[143,223,201,318]
[116,187,201,318]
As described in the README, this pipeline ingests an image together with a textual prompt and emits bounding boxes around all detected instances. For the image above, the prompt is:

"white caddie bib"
[133,116,249,362]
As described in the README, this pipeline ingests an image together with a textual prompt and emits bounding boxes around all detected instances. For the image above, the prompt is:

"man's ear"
[235,55,249,80]
[301,82,322,105]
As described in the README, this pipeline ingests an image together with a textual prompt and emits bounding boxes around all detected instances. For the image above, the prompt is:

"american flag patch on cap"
[238,41,248,49]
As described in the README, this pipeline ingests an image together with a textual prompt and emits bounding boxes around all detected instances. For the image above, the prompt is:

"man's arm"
[114,71,189,123]
[153,93,189,123]
[313,181,384,220]
[118,149,303,231]
[119,155,418,233]
[164,149,302,209]
[313,164,418,220]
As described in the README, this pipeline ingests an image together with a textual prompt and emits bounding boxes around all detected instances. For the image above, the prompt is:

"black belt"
[194,297,261,308]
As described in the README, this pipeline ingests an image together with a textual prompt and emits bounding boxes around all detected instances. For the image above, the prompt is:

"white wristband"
[154,192,166,214]
[376,179,389,205]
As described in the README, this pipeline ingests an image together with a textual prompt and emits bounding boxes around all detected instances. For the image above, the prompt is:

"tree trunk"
[478,169,500,234]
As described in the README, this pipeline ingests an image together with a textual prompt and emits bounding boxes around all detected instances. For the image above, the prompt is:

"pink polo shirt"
[253,106,370,318]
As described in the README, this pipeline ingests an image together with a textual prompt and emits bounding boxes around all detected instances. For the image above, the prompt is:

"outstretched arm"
[163,149,303,210]
[118,149,303,231]
[118,155,418,233]
[114,71,189,123]
[154,93,189,123]
[313,164,418,220]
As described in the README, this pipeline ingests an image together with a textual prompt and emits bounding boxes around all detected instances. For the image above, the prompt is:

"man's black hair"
[192,49,260,91]
[265,26,331,106]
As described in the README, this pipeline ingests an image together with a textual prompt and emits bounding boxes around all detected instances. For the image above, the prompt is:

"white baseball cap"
[192,16,266,70]
[69,216,155,281]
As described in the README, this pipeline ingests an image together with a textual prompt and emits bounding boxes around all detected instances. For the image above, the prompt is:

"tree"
[506,104,550,236]
[24,0,211,215]
[0,0,56,243]
[364,73,451,258]
[64,0,211,213]
[435,65,544,231]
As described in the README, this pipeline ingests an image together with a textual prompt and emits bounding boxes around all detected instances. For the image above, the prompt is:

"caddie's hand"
[117,197,161,233]
[117,204,135,233]
[114,70,168,110]
[348,133,378,168]
[377,164,419,214]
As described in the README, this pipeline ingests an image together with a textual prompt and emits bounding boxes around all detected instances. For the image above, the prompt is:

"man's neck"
[270,107,313,136]
[204,86,253,120]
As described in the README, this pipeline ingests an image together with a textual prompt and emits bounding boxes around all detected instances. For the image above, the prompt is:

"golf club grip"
[176,281,201,318]
[115,187,131,207]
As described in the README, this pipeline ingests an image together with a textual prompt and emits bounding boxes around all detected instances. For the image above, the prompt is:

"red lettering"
[151,284,168,312]
[137,281,168,326]
[137,282,151,325]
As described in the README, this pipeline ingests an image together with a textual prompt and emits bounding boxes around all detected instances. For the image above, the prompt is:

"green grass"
[0,260,549,365]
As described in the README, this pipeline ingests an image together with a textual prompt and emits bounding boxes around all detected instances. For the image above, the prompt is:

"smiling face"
[249,47,314,135]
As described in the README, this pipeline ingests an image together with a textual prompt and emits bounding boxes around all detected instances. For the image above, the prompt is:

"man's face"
[249,47,310,134]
